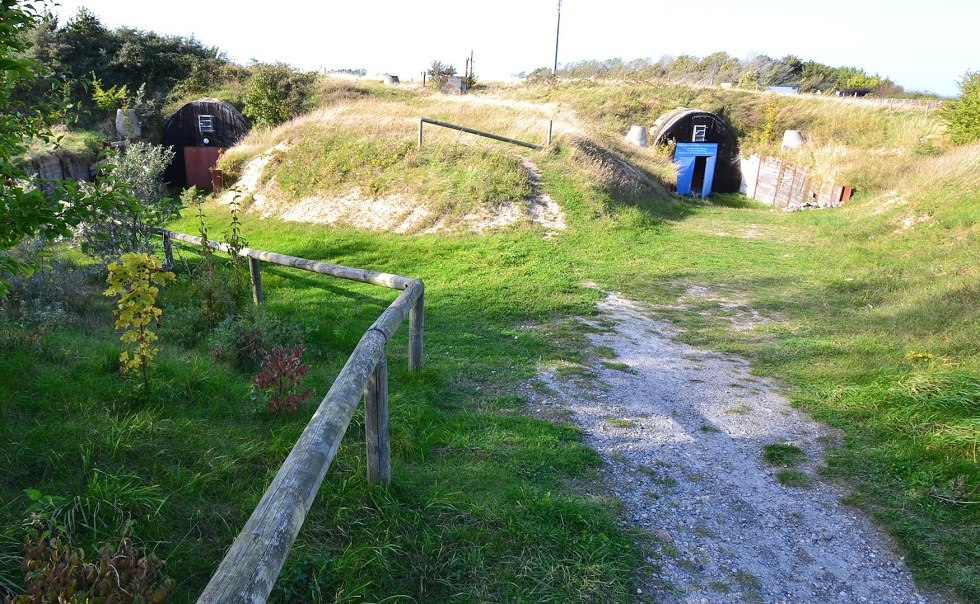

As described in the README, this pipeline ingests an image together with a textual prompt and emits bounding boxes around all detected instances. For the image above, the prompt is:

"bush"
[192,201,251,326]
[9,534,172,604]
[243,63,317,127]
[104,253,175,389]
[1,237,105,323]
[941,71,980,144]
[253,345,311,413]
[77,142,179,262]
[208,305,308,371]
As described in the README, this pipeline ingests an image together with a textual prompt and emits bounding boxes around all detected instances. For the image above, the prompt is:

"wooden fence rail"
[418,117,544,150]
[153,228,424,603]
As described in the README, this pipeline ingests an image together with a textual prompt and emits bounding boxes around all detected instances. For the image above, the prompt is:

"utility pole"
[553,0,562,75]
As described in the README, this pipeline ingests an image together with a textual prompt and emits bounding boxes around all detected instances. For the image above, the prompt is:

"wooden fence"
[740,154,852,210]
[417,117,549,150]
[156,228,424,603]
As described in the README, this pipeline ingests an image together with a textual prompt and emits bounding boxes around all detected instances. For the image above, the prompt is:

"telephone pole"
[553,0,562,75]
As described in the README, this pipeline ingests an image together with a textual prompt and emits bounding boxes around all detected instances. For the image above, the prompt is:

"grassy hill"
[1,78,977,601]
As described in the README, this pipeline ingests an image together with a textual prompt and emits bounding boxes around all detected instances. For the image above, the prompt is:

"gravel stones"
[531,291,949,604]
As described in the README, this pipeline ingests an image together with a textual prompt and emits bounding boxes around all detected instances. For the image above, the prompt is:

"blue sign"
[674,142,719,197]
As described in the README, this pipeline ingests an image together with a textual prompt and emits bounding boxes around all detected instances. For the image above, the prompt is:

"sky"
[49,0,979,97]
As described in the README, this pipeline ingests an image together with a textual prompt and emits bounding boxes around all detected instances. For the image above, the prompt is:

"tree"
[77,142,178,262]
[0,0,133,295]
[19,8,232,130]
[763,55,803,86]
[941,71,980,144]
[426,60,456,79]
[243,63,317,127]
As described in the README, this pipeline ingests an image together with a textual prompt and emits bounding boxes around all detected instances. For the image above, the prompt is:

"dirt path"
[531,290,949,604]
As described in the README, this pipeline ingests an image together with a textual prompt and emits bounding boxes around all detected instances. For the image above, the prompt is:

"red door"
[184,147,225,189]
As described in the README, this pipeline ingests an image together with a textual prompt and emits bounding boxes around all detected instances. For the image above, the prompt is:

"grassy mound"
[217,81,565,232]
[507,80,946,193]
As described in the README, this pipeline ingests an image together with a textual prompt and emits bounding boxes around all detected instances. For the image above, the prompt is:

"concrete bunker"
[651,108,741,195]
[163,98,250,189]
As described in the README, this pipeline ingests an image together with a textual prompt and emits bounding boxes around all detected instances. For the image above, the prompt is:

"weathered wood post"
[163,232,174,269]
[248,256,264,304]
[547,120,553,147]
[364,354,391,485]
[409,284,424,371]
[418,118,424,149]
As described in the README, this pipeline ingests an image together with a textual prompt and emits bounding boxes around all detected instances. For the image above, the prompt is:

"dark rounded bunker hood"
[651,108,741,193]
[162,98,249,187]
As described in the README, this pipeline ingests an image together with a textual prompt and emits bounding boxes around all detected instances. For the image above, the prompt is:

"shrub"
[243,63,317,127]
[77,142,179,262]
[941,71,980,144]
[9,534,172,604]
[0,1,135,295]
[192,201,251,326]
[104,253,175,389]
[253,345,311,413]
[1,237,105,324]
[208,305,308,371]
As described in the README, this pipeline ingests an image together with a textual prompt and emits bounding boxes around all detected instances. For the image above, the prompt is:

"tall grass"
[506,80,946,195]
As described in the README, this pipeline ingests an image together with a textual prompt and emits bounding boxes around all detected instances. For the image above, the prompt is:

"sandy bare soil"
[222,150,565,235]
[529,290,951,604]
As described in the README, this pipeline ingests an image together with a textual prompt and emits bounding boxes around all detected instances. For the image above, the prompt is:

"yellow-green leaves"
[104,253,174,387]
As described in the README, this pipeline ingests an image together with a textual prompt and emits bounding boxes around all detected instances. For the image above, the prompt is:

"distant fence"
[833,96,944,112]
[740,154,852,210]
[417,117,550,150]
[155,228,424,603]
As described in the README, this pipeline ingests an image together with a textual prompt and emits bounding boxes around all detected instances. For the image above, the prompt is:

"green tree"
[763,55,803,86]
[0,0,133,295]
[799,61,836,93]
[426,60,457,79]
[77,141,178,262]
[243,62,317,127]
[18,8,232,130]
[941,71,980,144]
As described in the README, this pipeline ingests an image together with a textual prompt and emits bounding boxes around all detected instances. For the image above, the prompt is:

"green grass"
[762,444,807,467]
[776,470,813,488]
[268,128,531,219]
[0,211,637,601]
[709,580,731,594]
[607,418,636,429]
[593,345,617,359]
[601,360,634,372]
[3,80,979,602]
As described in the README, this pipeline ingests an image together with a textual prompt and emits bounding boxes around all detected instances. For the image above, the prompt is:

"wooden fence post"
[418,118,424,149]
[364,354,390,485]
[547,120,553,147]
[163,232,174,269]
[248,256,264,304]
[409,285,424,371]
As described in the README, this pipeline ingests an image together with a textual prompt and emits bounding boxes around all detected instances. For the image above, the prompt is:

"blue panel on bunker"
[674,142,719,158]
[702,155,717,197]
[675,155,697,195]
[674,143,719,197]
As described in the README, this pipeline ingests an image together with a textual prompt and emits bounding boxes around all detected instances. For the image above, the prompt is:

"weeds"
[9,534,172,604]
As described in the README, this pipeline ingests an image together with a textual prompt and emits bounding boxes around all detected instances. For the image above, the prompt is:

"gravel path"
[531,291,950,604]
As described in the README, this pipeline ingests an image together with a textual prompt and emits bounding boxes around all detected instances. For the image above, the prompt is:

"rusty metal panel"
[743,154,850,210]
[184,147,225,190]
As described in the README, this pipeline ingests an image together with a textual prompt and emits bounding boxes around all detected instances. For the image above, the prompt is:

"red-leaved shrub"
[253,345,311,413]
